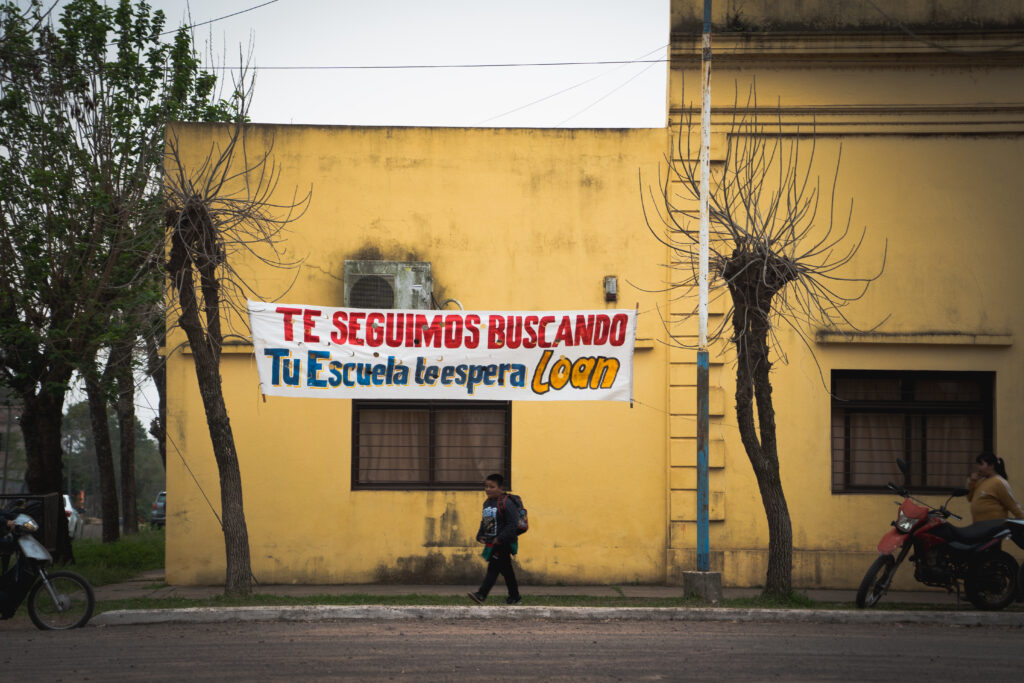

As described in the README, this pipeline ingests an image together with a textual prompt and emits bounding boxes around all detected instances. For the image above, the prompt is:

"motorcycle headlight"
[21,519,38,533]
[896,510,916,533]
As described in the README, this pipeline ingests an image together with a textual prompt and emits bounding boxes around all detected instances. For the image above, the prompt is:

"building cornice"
[670,31,1024,67]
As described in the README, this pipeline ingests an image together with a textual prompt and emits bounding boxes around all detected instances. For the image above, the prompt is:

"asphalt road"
[3,618,1022,680]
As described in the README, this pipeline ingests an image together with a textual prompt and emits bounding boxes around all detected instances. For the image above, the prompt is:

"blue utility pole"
[697,0,712,573]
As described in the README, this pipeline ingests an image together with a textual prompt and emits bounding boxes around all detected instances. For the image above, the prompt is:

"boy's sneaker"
[506,595,522,605]
[467,591,485,605]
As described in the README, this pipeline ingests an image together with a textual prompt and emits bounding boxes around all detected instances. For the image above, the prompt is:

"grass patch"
[70,527,165,586]
[725,591,817,609]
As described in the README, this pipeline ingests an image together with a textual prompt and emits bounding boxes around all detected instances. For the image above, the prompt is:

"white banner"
[247,301,636,401]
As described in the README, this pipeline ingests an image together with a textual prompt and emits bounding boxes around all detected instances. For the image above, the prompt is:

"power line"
[479,45,667,125]
[200,58,668,71]
[160,0,282,36]
[557,58,662,127]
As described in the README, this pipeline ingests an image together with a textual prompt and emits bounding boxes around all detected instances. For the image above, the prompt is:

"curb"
[90,605,1024,627]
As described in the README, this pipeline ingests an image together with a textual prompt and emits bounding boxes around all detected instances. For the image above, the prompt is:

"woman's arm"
[994,479,1024,519]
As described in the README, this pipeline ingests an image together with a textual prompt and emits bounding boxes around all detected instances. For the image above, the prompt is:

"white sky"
[42,0,670,424]
[151,0,669,127]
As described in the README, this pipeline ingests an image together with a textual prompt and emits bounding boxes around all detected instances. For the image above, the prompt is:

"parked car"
[150,491,166,528]
[63,494,83,539]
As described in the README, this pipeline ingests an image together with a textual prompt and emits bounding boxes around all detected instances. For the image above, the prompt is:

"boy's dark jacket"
[476,494,520,546]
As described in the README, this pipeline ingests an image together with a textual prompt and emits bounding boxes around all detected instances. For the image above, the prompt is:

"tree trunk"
[85,374,120,543]
[112,343,138,535]
[21,386,68,495]
[174,264,252,596]
[186,336,252,595]
[730,288,793,597]
[19,376,75,562]
[144,331,167,470]
[750,326,793,596]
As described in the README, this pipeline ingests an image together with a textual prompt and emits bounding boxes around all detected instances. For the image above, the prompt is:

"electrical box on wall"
[344,261,432,309]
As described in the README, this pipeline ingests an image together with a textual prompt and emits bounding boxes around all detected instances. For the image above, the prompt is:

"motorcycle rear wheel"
[27,571,95,630]
[965,550,1017,611]
[856,554,896,608]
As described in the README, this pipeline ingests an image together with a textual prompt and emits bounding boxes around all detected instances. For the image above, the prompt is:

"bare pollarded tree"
[162,68,310,596]
[641,88,886,596]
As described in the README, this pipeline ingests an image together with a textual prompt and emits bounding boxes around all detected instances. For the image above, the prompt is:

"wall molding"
[815,330,1012,346]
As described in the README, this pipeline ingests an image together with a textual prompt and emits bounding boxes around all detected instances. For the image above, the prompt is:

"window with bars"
[352,400,511,489]
[831,370,994,493]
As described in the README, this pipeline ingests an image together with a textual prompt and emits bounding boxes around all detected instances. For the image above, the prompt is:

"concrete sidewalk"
[91,570,955,604]
[88,570,1024,627]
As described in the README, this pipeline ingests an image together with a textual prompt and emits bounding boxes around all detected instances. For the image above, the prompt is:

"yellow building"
[164,1,1024,588]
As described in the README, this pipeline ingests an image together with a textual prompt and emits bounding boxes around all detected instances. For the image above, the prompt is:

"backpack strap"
[498,493,514,517]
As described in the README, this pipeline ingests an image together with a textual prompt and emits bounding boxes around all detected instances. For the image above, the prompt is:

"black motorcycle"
[1,510,95,629]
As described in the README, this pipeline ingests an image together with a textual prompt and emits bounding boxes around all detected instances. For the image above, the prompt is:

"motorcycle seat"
[938,519,1007,545]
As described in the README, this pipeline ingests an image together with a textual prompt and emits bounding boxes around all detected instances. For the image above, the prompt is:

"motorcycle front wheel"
[27,571,95,630]
[856,554,897,608]
[965,550,1017,611]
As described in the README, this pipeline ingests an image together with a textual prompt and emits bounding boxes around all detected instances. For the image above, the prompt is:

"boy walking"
[467,473,522,605]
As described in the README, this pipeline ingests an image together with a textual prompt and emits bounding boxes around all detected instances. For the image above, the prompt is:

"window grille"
[352,400,511,489]
[830,370,994,493]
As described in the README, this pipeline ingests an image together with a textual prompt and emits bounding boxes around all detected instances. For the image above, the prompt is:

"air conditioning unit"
[344,261,432,309]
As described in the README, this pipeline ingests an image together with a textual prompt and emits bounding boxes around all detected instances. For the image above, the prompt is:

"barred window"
[352,400,510,489]
[831,370,994,493]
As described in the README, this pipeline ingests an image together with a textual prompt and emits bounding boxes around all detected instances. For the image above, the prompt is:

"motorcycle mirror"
[887,482,908,496]
[896,458,911,487]
[951,487,969,497]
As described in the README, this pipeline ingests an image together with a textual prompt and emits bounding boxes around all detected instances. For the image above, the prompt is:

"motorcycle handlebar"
[887,483,963,520]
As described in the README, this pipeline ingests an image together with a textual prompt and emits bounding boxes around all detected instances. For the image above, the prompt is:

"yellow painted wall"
[164,126,674,585]
[165,2,1024,589]
[667,8,1024,587]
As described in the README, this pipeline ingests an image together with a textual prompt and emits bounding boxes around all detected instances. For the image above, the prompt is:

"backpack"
[499,493,529,536]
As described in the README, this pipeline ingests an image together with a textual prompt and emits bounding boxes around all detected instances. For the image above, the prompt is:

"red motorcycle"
[856,460,1020,610]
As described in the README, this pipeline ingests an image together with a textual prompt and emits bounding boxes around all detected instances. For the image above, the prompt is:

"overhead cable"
[557,57,663,127]
[160,0,282,36]
[479,44,667,125]
[200,58,668,71]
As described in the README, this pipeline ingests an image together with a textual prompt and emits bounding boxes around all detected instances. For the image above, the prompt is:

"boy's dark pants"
[479,544,519,599]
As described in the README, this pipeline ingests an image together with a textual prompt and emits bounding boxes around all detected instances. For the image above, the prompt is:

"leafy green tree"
[62,400,163,522]
[0,0,232,553]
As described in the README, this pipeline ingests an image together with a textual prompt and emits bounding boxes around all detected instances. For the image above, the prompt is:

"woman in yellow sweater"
[968,452,1024,522]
